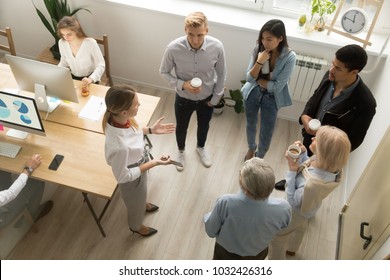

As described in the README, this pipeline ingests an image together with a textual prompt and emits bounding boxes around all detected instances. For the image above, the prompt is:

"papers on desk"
[78,96,106,122]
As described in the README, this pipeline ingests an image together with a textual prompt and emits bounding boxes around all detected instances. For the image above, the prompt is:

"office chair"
[94,34,113,87]
[0,27,16,60]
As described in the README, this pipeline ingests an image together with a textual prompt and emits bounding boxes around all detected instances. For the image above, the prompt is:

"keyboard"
[0,141,22,158]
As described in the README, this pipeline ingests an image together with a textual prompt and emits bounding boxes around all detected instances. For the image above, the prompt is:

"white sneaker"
[176,151,185,171]
[196,147,212,167]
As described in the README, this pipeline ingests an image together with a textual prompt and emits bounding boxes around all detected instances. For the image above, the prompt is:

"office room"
[1,0,390,265]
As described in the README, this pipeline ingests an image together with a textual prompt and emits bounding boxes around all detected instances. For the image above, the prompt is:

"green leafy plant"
[226,80,246,114]
[310,0,336,31]
[32,0,90,57]
[311,0,336,16]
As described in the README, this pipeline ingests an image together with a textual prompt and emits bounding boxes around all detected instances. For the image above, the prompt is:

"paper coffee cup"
[191,77,202,88]
[309,119,321,131]
[287,144,301,159]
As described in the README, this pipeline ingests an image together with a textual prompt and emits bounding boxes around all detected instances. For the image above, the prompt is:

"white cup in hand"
[191,77,202,88]
[287,144,301,161]
[309,119,321,131]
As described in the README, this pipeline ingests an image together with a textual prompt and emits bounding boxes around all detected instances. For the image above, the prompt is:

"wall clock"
[341,7,369,34]
[325,0,384,48]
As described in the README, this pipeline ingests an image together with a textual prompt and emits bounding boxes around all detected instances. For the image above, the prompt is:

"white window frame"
[199,0,311,18]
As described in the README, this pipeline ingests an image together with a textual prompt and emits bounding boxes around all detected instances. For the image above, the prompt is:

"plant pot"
[213,99,225,115]
[50,43,61,60]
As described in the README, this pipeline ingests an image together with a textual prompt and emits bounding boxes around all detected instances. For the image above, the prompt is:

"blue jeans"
[174,94,214,151]
[244,86,278,158]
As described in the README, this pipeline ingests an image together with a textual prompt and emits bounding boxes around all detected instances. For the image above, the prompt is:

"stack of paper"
[78,96,106,121]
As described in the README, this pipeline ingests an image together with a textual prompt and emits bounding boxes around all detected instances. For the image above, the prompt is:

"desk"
[0,62,160,237]
[0,64,160,133]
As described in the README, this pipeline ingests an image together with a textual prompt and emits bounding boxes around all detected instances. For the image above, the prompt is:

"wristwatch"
[24,166,34,175]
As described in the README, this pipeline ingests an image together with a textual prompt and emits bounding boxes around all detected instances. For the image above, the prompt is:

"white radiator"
[289,54,329,102]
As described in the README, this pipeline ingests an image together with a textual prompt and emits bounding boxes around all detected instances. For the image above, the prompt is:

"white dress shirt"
[0,173,28,207]
[104,123,145,184]
[58,38,105,83]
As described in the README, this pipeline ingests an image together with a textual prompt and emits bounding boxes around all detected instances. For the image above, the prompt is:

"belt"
[177,93,212,104]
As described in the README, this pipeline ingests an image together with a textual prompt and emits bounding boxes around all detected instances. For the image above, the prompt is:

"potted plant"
[310,0,336,31]
[225,80,245,114]
[32,0,90,59]
[213,96,225,115]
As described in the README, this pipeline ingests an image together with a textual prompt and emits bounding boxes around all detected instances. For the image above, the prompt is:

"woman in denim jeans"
[241,19,296,160]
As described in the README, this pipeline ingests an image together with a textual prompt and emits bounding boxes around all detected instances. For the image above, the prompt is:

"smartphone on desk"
[49,154,64,171]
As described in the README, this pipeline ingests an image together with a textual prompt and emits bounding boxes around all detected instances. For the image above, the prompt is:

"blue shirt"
[241,45,296,109]
[286,153,338,218]
[204,190,291,256]
[159,35,227,106]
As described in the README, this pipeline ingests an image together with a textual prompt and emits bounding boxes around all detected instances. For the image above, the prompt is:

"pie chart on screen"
[13,100,29,114]
[20,115,32,124]
[0,99,11,118]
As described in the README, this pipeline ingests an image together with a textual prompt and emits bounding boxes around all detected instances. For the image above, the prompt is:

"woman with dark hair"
[102,84,175,237]
[241,19,296,160]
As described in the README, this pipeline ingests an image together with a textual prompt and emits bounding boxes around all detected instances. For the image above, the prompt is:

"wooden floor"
[8,84,345,260]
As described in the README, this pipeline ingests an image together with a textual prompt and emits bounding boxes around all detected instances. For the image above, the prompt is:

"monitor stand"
[6,129,28,139]
[35,83,61,113]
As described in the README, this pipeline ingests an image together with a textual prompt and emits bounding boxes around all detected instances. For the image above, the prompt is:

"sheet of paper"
[78,95,106,122]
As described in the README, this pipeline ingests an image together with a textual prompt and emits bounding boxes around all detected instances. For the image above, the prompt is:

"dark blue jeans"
[174,94,214,151]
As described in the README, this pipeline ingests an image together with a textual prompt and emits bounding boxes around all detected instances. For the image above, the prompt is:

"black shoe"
[146,203,159,213]
[35,200,53,222]
[275,179,286,191]
[130,227,158,237]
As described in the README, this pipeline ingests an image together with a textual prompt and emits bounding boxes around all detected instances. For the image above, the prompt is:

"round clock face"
[341,8,368,34]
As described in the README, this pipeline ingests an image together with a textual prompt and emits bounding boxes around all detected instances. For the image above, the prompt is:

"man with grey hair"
[204,158,291,259]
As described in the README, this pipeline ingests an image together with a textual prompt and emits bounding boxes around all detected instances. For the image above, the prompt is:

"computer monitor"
[5,54,79,113]
[0,90,45,139]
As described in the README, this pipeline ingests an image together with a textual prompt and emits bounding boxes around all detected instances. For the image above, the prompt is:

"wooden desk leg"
[98,185,118,221]
[82,192,106,237]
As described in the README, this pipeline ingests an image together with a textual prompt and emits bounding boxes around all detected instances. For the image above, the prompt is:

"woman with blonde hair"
[268,125,351,259]
[103,84,176,236]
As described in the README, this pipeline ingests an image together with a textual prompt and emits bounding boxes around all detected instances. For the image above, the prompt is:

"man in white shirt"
[0,154,53,228]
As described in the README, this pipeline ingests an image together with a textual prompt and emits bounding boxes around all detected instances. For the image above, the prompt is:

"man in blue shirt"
[160,11,227,171]
[204,158,291,259]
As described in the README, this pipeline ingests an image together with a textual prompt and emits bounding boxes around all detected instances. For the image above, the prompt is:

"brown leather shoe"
[35,200,53,222]
[244,149,255,161]
[286,250,296,256]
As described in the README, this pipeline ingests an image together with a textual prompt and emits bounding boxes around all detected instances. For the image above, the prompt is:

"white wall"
[1,0,390,258]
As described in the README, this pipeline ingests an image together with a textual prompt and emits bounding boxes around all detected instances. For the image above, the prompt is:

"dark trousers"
[0,171,44,229]
[213,242,269,260]
[174,94,213,151]
[302,130,314,156]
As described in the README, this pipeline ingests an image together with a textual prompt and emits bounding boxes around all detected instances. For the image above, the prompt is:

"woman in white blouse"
[102,84,176,237]
[57,16,105,85]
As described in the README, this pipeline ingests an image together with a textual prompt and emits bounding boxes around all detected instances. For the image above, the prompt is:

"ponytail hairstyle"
[102,84,138,133]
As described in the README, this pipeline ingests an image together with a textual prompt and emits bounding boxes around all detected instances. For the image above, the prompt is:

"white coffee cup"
[287,144,301,159]
[191,77,202,88]
[309,119,321,131]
